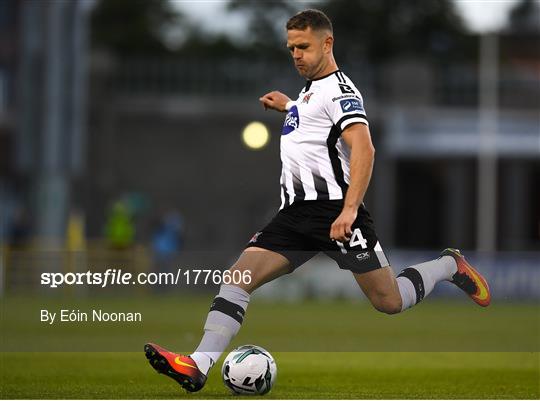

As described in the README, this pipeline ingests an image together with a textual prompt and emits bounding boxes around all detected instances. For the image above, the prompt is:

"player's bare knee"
[371,295,402,315]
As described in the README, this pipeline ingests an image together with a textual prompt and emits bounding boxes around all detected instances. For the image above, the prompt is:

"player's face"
[286,27,331,79]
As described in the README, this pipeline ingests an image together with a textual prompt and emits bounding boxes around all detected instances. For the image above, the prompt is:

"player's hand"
[259,91,291,112]
[330,208,357,243]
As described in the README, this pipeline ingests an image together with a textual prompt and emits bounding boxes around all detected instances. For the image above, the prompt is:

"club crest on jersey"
[301,92,313,104]
[249,232,262,243]
[340,98,363,113]
[282,105,299,135]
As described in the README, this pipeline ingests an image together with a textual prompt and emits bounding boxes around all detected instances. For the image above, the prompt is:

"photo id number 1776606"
[182,269,252,285]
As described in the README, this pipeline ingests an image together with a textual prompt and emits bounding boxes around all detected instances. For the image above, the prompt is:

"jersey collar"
[308,69,341,82]
[305,69,341,91]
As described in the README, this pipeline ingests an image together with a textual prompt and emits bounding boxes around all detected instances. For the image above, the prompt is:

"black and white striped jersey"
[279,69,369,209]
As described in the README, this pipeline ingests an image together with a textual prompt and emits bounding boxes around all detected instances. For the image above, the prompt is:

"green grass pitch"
[1,296,539,399]
[1,351,538,399]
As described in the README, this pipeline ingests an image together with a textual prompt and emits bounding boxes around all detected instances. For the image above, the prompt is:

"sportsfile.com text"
[40,269,252,288]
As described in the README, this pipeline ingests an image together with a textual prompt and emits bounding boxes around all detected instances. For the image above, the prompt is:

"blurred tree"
[91,0,183,55]
[508,0,540,34]
[178,33,253,59]
[502,0,540,69]
[227,0,298,56]
[224,0,473,63]
[316,0,471,63]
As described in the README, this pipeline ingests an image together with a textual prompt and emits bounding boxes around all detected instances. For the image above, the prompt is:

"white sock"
[396,275,417,311]
[190,284,250,375]
[189,352,213,375]
[397,256,457,311]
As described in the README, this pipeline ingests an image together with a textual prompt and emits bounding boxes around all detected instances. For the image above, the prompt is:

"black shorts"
[245,200,389,274]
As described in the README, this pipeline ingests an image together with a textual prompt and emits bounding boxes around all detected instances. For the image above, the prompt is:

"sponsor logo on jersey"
[301,92,314,104]
[332,94,360,102]
[356,252,370,261]
[282,105,299,135]
[340,98,363,113]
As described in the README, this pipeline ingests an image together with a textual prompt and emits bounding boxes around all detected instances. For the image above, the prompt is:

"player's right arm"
[259,91,292,112]
[330,123,375,242]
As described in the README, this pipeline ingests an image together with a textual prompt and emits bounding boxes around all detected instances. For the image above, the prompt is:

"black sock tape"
[209,297,245,324]
[397,268,425,303]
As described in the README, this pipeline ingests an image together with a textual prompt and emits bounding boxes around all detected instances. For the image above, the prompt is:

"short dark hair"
[286,9,333,33]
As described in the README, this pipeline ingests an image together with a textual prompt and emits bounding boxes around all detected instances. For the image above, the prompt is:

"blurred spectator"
[152,210,183,259]
[66,210,86,252]
[8,206,30,248]
[151,210,183,291]
[105,201,135,249]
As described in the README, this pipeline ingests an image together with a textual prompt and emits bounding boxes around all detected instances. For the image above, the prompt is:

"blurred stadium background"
[0,0,539,303]
[0,3,539,398]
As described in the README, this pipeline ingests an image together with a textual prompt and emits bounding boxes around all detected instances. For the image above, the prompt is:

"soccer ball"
[222,345,277,395]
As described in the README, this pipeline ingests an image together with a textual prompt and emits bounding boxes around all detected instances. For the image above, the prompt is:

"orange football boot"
[441,248,491,307]
[144,343,207,392]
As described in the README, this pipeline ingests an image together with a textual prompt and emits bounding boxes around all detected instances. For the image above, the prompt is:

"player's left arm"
[329,123,375,242]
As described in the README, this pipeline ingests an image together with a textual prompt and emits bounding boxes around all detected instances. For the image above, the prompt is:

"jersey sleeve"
[324,79,369,131]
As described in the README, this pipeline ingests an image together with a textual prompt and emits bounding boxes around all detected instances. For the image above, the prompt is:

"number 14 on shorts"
[336,228,367,254]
